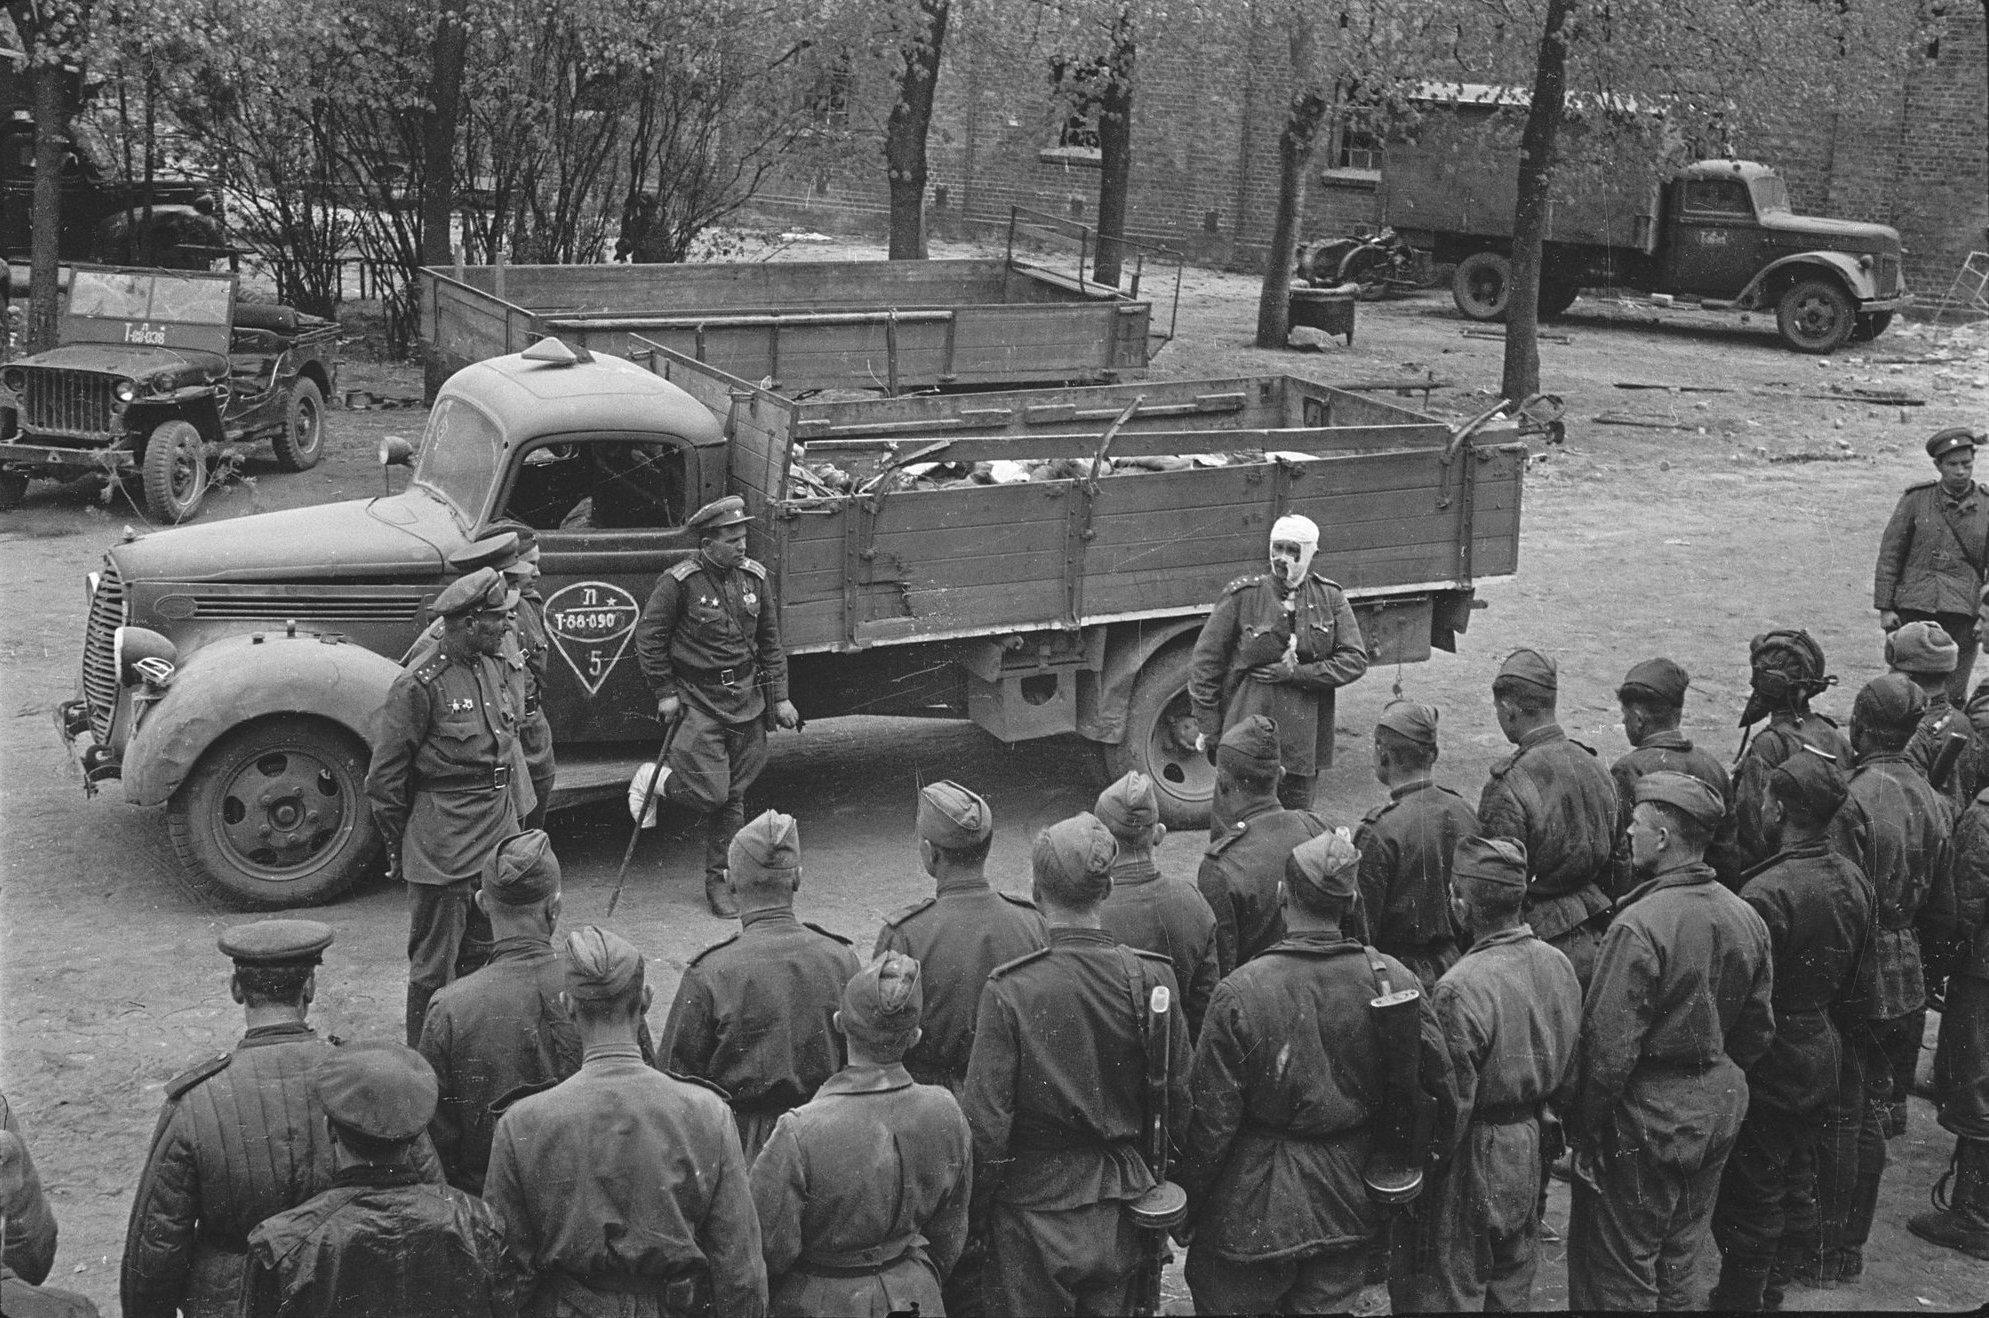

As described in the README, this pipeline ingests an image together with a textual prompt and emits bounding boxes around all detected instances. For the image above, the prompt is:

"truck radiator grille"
[82,562,126,742]
[22,370,116,436]
[1879,255,1901,298]
[176,594,425,622]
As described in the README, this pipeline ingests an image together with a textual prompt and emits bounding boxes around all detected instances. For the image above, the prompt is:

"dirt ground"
[4,238,1988,1313]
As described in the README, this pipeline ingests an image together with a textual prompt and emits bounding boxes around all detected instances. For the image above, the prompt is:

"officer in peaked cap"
[1609,658,1738,890]
[1097,770,1220,1038]
[632,494,800,917]
[1197,714,1331,976]
[445,525,558,830]
[1876,425,1989,704]
[367,563,531,1048]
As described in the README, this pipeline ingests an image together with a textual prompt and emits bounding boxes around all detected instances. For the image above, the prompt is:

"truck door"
[1668,176,1766,297]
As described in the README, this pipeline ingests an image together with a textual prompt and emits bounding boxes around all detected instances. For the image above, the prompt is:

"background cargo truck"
[1378,89,1909,353]
[62,339,1523,909]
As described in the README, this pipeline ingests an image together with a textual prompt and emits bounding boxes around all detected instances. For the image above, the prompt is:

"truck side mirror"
[379,435,415,496]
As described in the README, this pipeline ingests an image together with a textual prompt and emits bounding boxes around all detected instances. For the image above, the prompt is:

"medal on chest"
[448,696,476,714]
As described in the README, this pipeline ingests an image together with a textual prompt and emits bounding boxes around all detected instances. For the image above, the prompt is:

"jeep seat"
[233,303,304,335]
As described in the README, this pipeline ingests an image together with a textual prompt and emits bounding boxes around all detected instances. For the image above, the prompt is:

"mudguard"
[122,631,402,806]
[1736,250,1880,309]
[1079,619,1207,745]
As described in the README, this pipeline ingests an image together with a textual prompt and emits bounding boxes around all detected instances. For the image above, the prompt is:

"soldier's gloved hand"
[1880,610,1902,631]
[774,699,801,730]
[657,694,682,723]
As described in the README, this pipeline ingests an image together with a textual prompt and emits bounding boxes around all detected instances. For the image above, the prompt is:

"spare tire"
[1452,252,1512,322]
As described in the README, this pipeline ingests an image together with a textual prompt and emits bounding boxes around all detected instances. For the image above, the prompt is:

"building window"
[1337,123,1382,172]
[1045,57,1105,160]
[807,56,853,130]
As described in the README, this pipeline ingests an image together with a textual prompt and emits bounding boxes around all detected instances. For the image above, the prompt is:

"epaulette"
[881,895,937,928]
[1204,822,1247,857]
[667,558,701,582]
[488,1077,560,1117]
[1130,947,1172,968]
[1224,573,1267,595]
[1907,479,1939,492]
[1361,796,1397,825]
[803,920,853,946]
[997,892,1039,912]
[988,946,1052,979]
[412,652,451,686]
[164,1053,231,1100]
[739,558,767,580]
[1307,573,1344,589]
[1571,739,1599,757]
[1486,751,1518,779]
[665,1070,734,1102]
[686,931,742,966]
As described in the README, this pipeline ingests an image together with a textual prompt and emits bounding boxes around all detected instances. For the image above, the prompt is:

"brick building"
[753,9,1987,303]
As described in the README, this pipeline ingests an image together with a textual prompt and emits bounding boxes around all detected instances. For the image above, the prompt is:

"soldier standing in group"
[366,566,530,1046]
[961,813,1190,1318]
[1731,629,1855,871]
[484,927,767,1316]
[1565,774,1775,1311]
[1889,619,1980,812]
[1196,715,1330,977]
[240,1044,519,1318]
[1816,672,1954,1284]
[1181,831,1457,1313]
[1189,513,1369,821]
[1609,658,1739,888]
[1709,752,1873,1310]
[664,810,860,1161]
[2,1122,97,1318]
[751,953,972,1317]
[1477,649,1618,989]
[1353,698,1481,992]
[1095,770,1220,1037]
[484,523,559,829]
[1389,837,1580,1313]
[632,495,799,917]
[1875,426,1989,705]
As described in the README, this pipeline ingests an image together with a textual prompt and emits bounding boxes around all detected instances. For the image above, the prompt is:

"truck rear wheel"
[1852,310,1894,343]
[1540,279,1581,319]
[166,714,380,909]
[1776,278,1854,354]
[142,420,209,523]
[1101,645,1213,830]
[272,377,325,471]
[1452,252,1511,322]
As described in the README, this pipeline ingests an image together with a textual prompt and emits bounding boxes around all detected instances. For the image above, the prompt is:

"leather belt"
[1471,1099,1544,1127]
[797,1231,921,1275]
[678,662,755,689]
[420,764,512,792]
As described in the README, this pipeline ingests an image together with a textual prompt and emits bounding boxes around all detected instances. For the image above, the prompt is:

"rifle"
[1127,979,1186,1317]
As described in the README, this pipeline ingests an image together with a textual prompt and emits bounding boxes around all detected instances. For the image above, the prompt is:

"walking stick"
[607,711,686,917]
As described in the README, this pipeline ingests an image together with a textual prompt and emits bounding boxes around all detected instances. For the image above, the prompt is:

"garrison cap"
[312,1042,438,1143]
[1634,771,1726,828]
[1496,648,1557,693]
[1285,829,1360,901]
[1886,620,1959,675]
[687,495,752,532]
[431,566,518,619]
[218,919,334,966]
[481,829,561,905]
[1769,746,1850,821]
[1619,658,1690,706]
[1853,671,1927,731]
[731,808,801,883]
[841,952,923,1041]
[1094,771,1160,837]
[1452,836,1528,890]
[1217,714,1281,772]
[1375,699,1440,747]
[1927,427,1981,461]
[446,531,521,574]
[1032,812,1118,906]
[563,926,645,1001]
[917,781,992,849]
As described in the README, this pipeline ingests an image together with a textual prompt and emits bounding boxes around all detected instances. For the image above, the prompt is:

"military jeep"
[0,265,339,521]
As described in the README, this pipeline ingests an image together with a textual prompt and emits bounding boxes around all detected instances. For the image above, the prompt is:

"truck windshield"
[1751,175,1790,213]
[413,396,503,522]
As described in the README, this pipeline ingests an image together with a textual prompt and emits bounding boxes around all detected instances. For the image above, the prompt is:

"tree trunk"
[1254,90,1327,348]
[1502,0,1578,403]
[885,0,949,260]
[419,9,468,267]
[1092,14,1135,288]
[27,59,65,353]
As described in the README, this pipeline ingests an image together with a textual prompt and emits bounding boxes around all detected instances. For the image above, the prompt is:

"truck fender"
[122,632,401,806]
[1736,251,1877,310]
[1077,618,1207,745]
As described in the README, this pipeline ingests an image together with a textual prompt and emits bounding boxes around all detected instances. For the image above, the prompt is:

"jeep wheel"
[167,715,379,909]
[1452,251,1511,322]
[0,472,26,511]
[1097,644,1213,830]
[1776,278,1854,354]
[142,420,209,522]
[1852,310,1894,343]
[273,377,325,472]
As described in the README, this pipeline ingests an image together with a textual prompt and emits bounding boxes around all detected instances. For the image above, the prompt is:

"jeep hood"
[20,342,227,383]
[1761,212,1900,254]
[109,488,463,584]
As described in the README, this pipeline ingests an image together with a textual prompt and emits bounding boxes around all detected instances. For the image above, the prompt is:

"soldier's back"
[875,883,1046,1086]
[1435,930,1581,1105]
[1199,808,1329,969]
[674,914,859,1108]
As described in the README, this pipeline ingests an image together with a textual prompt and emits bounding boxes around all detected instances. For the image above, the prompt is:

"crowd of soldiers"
[3,432,1989,1316]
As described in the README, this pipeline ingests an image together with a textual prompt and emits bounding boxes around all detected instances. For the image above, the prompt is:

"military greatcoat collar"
[331,1163,427,1189]
[580,1042,646,1067]
[1389,778,1437,802]
[739,908,802,934]
[1259,929,1364,958]
[486,934,556,963]
[237,1021,318,1050]
[1634,728,1694,752]
[817,1062,916,1097]
[1615,859,1717,911]
[1515,723,1568,752]
[1108,855,1160,886]
[934,874,994,898]
[1464,922,1539,955]
[1046,926,1118,951]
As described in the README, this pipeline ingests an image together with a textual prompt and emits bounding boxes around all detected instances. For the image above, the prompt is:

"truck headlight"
[1,367,23,394]
[114,379,138,403]
[114,626,177,686]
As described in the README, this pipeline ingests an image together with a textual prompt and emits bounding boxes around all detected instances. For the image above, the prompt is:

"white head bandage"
[1270,514,1320,585]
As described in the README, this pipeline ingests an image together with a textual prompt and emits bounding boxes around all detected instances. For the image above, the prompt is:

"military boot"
[1907,1138,1989,1261]
[1708,1259,1770,1312]
[705,871,739,919]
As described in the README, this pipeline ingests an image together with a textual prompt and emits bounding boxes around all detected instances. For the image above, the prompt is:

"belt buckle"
[718,666,736,687]
[491,764,512,791]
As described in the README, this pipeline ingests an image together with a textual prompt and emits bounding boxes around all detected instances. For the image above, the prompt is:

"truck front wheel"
[272,378,325,471]
[1852,310,1894,343]
[1101,646,1214,830]
[166,714,380,909]
[1452,252,1511,322]
[1777,278,1854,354]
[141,420,209,522]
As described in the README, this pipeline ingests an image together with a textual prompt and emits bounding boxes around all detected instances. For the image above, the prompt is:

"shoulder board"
[802,920,853,946]
[413,653,451,686]
[1306,573,1343,590]
[1570,739,1599,757]
[1486,751,1517,778]
[1130,947,1172,968]
[988,946,1053,979]
[1361,797,1397,825]
[165,1052,232,1100]
[489,1077,560,1118]
[1808,711,1842,730]
[665,1070,734,1102]
[1907,479,1939,492]
[1205,823,1247,857]
[1224,573,1267,595]
[667,558,702,582]
[739,558,767,580]
[997,892,1039,911]
[686,931,742,966]
[882,895,937,928]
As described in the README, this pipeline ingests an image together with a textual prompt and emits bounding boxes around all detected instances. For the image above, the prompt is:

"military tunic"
[513,589,556,823]
[1390,924,1581,1314]
[960,928,1190,1318]
[1180,931,1460,1315]
[1098,853,1220,1038]
[1927,790,1989,1140]
[0,1274,98,1317]
[873,880,1047,1090]
[483,1045,767,1317]
[663,910,860,1160]
[1875,479,1989,618]
[1908,690,1981,817]
[1352,779,1481,991]
[1731,709,1855,872]
[1565,860,1775,1312]
[240,1165,521,1318]
[1609,729,1741,889]
[1195,801,1329,978]
[1188,571,1368,781]
[1476,723,1618,988]
[1,1092,57,1285]
[750,1062,972,1318]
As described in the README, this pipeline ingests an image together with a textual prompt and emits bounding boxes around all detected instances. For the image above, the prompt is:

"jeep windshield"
[411,395,502,523]
[67,269,232,326]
